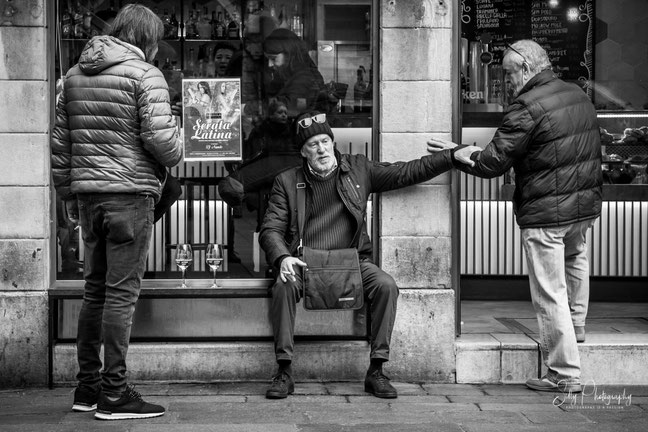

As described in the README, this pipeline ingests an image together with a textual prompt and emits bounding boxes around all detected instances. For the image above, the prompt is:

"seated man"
[259,110,478,399]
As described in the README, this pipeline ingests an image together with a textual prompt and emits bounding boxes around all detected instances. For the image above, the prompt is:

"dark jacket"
[459,70,602,228]
[51,36,183,201]
[259,149,454,268]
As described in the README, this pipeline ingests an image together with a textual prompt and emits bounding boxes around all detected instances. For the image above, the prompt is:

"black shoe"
[364,370,398,399]
[72,386,99,412]
[265,370,294,399]
[95,385,165,420]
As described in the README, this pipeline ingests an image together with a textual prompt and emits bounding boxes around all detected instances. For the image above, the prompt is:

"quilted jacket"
[259,149,454,268]
[460,70,602,228]
[51,36,182,201]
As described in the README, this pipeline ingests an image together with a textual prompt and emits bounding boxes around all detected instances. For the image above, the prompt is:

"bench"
[48,279,368,388]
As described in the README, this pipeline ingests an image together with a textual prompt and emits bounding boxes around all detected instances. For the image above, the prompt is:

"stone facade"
[0,0,459,386]
[0,0,52,387]
[379,0,457,380]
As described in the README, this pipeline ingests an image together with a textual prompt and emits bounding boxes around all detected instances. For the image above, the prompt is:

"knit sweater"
[303,169,355,249]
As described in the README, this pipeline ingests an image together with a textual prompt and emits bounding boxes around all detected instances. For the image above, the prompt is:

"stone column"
[379,0,457,381]
[0,1,51,387]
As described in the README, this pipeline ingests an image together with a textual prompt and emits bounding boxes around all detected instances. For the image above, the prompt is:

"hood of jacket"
[78,36,146,76]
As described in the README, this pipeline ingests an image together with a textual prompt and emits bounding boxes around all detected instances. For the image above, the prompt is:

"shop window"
[53,0,376,281]
[458,0,647,282]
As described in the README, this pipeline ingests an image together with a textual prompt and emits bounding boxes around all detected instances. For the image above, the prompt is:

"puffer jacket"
[259,149,454,268]
[51,36,182,201]
[460,70,602,228]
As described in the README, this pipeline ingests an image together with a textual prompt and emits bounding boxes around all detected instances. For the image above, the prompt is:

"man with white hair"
[429,39,602,393]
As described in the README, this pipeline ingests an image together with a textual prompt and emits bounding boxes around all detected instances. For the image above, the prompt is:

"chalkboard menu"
[461,0,594,89]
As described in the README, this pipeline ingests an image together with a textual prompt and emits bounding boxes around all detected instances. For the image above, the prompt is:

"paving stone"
[292,382,328,395]
[432,410,529,424]
[166,395,246,404]
[324,382,366,395]
[166,383,220,395]
[481,384,538,395]
[347,395,449,404]
[245,395,348,404]
[133,426,298,432]
[522,411,594,424]
[422,383,487,396]
[387,402,480,413]
[299,424,464,432]
[215,382,267,395]
[448,395,555,404]
[478,403,561,412]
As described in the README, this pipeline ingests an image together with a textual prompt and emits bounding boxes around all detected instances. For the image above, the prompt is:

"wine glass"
[205,243,224,288]
[175,244,193,288]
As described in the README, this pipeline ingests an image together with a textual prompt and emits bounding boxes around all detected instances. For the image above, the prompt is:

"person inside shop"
[263,28,328,119]
[428,39,602,394]
[213,42,237,77]
[258,110,481,399]
[51,3,182,420]
[218,99,300,219]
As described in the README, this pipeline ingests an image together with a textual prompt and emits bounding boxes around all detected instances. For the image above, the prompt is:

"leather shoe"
[265,370,294,399]
[574,326,585,343]
[364,370,397,399]
[526,377,582,393]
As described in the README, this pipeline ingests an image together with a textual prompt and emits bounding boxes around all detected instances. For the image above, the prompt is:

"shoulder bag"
[296,171,364,311]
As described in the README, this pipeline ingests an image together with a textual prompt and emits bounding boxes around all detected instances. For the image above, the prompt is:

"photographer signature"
[553,380,632,407]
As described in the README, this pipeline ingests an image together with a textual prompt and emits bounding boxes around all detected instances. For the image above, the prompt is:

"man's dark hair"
[109,4,164,61]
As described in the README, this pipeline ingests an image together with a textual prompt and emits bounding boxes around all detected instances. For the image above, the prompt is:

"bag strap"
[296,169,307,255]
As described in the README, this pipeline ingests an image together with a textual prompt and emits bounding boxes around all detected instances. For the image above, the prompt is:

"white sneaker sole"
[72,403,97,412]
[94,411,165,420]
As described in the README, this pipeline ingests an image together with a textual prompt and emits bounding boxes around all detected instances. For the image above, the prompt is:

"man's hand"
[171,101,183,117]
[65,200,79,224]
[454,146,482,167]
[427,137,458,152]
[279,256,307,283]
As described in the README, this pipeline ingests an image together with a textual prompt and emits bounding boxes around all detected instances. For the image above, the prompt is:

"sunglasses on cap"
[297,113,327,129]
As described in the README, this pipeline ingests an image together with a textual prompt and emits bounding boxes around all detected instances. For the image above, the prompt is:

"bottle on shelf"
[227,11,240,40]
[186,47,196,77]
[278,5,289,29]
[83,9,92,38]
[185,6,197,39]
[197,7,212,39]
[73,2,85,39]
[170,8,180,39]
[210,11,217,39]
[206,46,216,78]
[215,10,226,39]
[246,1,260,35]
[291,4,302,38]
[61,6,74,39]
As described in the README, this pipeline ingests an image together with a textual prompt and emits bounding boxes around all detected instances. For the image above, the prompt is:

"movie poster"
[181,78,242,161]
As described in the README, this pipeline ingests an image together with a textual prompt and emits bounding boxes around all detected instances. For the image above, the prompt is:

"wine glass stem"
[182,269,186,287]
[213,270,217,287]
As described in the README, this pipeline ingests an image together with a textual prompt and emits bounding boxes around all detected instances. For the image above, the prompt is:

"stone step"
[456,333,648,385]
[53,341,370,384]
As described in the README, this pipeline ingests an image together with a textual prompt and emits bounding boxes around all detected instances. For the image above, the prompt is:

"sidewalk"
[1,382,646,431]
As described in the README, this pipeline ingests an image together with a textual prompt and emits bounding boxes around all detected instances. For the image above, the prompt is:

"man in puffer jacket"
[51,4,182,421]
[429,40,602,394]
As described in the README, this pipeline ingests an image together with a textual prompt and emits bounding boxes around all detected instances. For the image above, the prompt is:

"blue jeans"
[521,219,593,384]
[75,193,154,397]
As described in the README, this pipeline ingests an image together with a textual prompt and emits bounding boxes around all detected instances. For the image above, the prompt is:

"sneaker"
[526,377,582,393]
[364,370,398,399]
[95,385,165,420]
[72,386,99,412]
[574,326,586,343]
[265,370,294,399]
